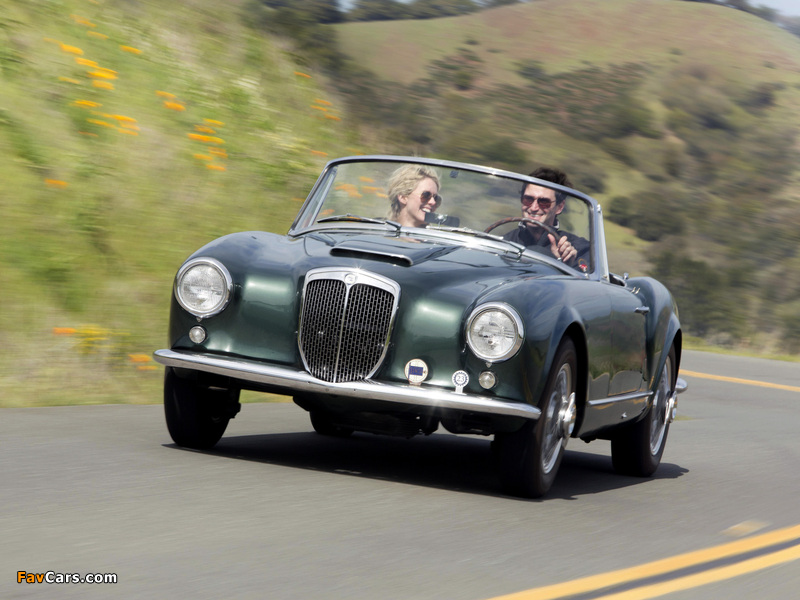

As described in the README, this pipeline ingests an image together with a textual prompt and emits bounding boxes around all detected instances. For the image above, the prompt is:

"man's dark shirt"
[503,223,591,270]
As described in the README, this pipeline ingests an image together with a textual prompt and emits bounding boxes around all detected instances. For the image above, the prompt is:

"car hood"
[179,229,570,384]
[191,229,564,306]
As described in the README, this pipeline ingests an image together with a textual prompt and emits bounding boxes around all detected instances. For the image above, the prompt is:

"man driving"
[503,167,590,269]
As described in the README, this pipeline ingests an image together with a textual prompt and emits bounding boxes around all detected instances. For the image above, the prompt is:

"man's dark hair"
[521,166,572,203]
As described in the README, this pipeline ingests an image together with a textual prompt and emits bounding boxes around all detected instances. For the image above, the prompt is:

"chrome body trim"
[153,349,542,420]
[587,390,652,407]
[586,377,687,407]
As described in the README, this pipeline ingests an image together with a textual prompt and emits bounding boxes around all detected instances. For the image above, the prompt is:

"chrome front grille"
[299,268,400,383]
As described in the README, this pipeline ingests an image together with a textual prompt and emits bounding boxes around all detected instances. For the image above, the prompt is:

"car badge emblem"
[404,359,429,385]
[452,370,469,394]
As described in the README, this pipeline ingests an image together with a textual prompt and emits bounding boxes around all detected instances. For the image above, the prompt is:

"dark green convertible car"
[154,156,687,498]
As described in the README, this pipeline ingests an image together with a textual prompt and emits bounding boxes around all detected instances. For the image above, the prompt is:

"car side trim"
[153,349,542,420]
[587,390,652,407]
[586,376,688,406]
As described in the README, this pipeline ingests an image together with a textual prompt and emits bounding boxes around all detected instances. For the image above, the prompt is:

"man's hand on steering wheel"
[548,232,577,264]
[484,217,576,264]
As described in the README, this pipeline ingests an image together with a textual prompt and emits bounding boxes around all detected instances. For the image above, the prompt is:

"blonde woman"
[386,164,442,227]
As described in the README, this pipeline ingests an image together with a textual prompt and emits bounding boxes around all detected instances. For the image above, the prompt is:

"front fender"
[469,278,589,412]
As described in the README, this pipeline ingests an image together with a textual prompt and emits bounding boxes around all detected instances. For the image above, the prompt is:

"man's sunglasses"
[420,190,442,206]
[521,194,554,210]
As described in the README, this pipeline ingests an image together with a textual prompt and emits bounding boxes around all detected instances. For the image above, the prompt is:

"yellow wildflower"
[70,15,96,27]
[89,70,117,80]
[72,100,102,108]
[53,327,77,335]
[60,43,84,55]
[87,118,114,128]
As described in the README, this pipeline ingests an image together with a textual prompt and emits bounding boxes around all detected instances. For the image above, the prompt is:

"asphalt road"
[2,350,799,599]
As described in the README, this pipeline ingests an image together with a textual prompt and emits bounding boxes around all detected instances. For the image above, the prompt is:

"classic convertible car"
[154,156,687,498]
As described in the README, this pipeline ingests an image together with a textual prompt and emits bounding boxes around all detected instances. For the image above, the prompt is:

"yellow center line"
[592,543,800,600]
[488,524,800,600]
[680,370,800,393]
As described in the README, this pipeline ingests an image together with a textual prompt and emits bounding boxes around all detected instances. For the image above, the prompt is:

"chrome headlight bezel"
[174,257,233,319]
[465,302,524,363]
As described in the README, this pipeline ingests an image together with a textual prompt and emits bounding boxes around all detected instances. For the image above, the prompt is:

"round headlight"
[466,303,523,363]
[174,258,232,319]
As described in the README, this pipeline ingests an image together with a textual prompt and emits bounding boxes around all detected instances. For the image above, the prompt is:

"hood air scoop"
[330,237,457,267]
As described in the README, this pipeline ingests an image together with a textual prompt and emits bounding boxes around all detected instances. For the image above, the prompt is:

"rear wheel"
[497,338,577,498]
[611,345,676,476]
[164,367,238,449]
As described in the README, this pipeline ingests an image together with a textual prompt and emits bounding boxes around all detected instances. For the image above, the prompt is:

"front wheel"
[164,367,239,449]
[611,345,676,476]
[496,338,578,498]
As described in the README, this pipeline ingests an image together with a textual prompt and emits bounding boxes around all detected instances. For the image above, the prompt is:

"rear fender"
[627,276,681,391]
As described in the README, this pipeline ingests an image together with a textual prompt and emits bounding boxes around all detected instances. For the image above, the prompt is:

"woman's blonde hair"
[386,164,441,220]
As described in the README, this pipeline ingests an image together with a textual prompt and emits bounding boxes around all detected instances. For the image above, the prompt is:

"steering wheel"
[484,217,561,240]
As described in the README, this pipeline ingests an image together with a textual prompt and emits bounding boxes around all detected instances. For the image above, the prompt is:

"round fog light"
[189,326,207,344]
[478,371,497,390]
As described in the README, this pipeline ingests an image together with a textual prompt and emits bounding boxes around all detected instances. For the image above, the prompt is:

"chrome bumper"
[153,349,541,420]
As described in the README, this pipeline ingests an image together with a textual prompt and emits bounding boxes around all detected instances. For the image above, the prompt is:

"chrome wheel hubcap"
[542,364,573,474]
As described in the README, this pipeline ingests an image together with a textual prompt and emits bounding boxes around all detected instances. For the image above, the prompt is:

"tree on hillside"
[349,0,411,21]
[407,0,480,19]
[482,0,523,6]
[259,0,342,23]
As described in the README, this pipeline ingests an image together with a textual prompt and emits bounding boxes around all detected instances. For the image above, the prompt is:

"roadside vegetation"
[2,0,799,406]
[0,0,389,406]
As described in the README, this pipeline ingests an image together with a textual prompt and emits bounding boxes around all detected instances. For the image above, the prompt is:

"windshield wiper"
[317,214,402,231]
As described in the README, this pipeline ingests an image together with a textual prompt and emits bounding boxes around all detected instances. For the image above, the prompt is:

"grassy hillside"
[0,0,386,406]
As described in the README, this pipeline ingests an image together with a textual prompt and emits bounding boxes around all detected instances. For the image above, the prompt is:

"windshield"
[292,157,597,274]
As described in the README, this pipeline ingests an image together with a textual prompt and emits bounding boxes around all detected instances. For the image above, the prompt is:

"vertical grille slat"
[299,269,399,383]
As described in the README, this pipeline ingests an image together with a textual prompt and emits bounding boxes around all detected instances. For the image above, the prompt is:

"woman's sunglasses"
[420,190,443,206]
